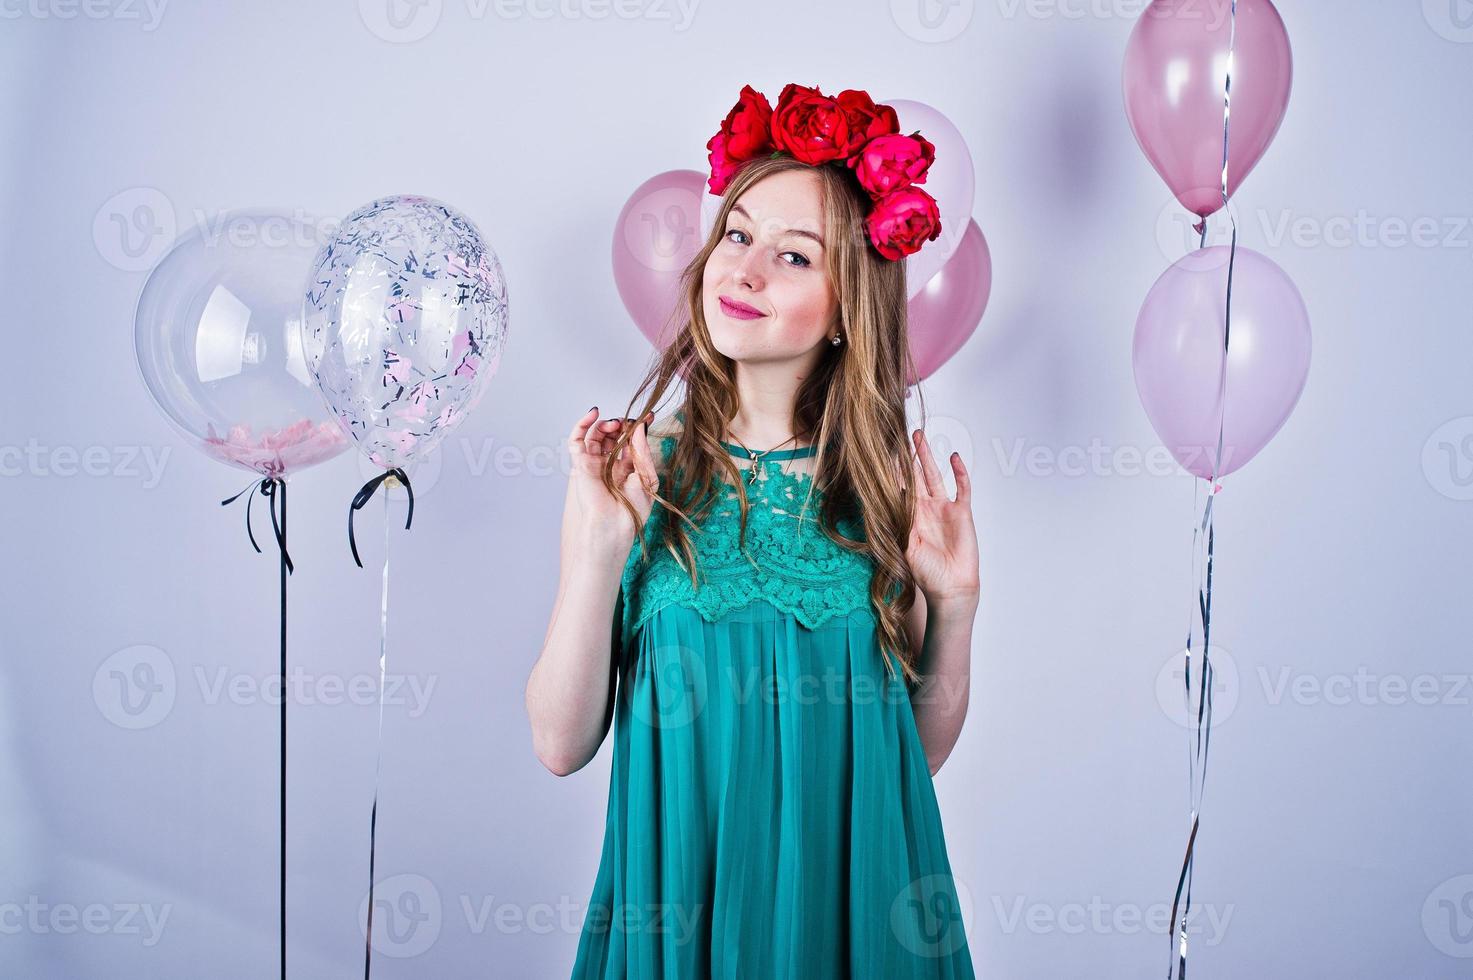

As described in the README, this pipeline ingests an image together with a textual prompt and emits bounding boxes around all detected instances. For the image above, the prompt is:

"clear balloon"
[302,195,509,471]
[1133,245,1310,480]
[883,99,976,300]
[613,170,705,350]
[1123,0,1293,217]
[906,219,991,385]
[133,210,351,477]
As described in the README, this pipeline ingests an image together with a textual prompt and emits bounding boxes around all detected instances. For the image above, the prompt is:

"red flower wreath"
[704,83,942,262]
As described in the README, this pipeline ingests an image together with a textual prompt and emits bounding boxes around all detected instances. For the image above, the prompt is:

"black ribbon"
[220,475,292,980]
[222,477,294,574]
[348,468,414,568]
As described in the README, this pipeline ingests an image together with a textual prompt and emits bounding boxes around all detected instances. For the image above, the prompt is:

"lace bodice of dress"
[619,434,876,647]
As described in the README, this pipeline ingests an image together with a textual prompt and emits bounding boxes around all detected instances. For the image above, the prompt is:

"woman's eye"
[723,229,808,269]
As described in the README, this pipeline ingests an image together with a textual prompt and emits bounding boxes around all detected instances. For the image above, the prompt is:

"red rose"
[866,187,942,261]
[835,90,899,156]
[849,132,936,197]
[717,84,773,160]
[770,83,850,165]
[706,84,773,195]
[706,132,740,195]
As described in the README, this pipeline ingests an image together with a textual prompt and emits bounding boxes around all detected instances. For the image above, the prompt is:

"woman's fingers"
[913,429,946,499]
[569,406,599,454]
[910,431,933,498]
[630,416,659,497]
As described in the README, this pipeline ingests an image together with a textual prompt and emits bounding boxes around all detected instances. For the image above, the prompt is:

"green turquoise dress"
[571,434,975,979]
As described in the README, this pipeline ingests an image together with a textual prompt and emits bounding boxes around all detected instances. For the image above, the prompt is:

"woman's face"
[701,169,840,364]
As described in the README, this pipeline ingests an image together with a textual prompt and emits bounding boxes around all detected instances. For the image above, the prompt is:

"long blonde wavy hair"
[603,153,930,685]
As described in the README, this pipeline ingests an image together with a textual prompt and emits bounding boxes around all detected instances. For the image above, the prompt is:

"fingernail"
[590,405,598,414]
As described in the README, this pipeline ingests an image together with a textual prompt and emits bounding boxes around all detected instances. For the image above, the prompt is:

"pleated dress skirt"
[570,597,976,979]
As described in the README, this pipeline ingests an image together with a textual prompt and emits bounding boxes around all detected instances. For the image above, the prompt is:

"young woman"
[525,84,981,978]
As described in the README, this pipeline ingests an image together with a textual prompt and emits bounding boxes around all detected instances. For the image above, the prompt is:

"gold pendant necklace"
[728,435,797,486]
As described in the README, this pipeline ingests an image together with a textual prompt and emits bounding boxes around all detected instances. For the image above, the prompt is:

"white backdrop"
[2,1,1471,976]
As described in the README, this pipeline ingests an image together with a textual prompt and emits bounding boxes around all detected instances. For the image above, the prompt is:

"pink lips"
[719,295,767,320]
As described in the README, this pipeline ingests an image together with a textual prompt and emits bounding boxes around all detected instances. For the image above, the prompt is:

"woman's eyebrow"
[730,204,825,247]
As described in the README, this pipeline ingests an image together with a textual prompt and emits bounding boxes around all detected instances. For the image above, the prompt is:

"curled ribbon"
[348,468,414,568]
[1168,2,1236,977]
[221,476,294,574]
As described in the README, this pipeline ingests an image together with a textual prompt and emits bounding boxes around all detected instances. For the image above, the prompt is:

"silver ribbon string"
[1168,2,1237,977]
[363,490,392,978]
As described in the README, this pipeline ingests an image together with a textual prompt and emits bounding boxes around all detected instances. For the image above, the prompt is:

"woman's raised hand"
[566,406,661,555]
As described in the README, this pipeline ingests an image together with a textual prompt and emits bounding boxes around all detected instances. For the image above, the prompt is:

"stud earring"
[830,333,843,346]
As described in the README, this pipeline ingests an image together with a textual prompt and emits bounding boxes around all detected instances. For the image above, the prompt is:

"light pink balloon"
[1123,0,1293,218]
[1133,245,1310,481]
[612,169,706,349]
[906,219,991,385]
[883,98,976,299]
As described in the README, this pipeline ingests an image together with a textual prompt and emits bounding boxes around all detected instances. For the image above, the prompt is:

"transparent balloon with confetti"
[301,194,510,473]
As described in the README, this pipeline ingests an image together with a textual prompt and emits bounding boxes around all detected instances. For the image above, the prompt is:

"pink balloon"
[1133,246,1310,481]
[883,98,976,299]
[1123,0,1293,218]
[906,219,991,385]
[612,169,706,349]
